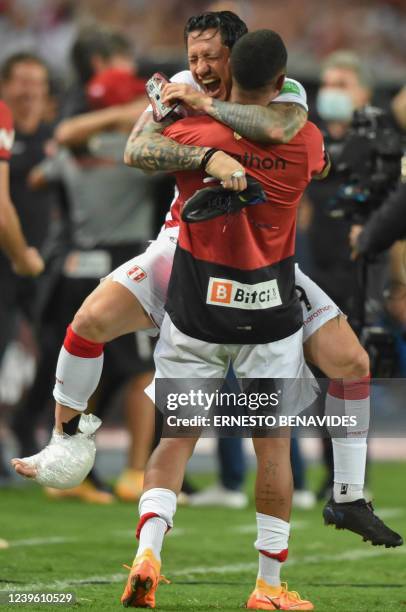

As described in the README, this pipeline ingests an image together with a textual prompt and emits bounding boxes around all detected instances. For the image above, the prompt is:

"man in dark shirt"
[305,50,373,316]
[0,53,59,333]
[0,94,44,481]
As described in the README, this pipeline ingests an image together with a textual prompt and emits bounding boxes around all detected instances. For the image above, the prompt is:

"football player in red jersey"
[0,100,43,276]
[121,30,324,611]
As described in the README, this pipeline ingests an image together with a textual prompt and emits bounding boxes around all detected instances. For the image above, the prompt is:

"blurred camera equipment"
[328,106,402,223]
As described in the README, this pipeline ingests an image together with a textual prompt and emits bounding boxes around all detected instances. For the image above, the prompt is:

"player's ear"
[275,73,285,96]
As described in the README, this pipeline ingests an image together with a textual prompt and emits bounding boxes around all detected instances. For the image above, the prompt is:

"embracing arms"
[124,83,307,178]
[204,100,306,144]
[123,110,209,172]
[123,111,247,190]
[160,83,307,145]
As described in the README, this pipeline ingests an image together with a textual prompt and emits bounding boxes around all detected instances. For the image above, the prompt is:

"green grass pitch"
[1,462,405,611]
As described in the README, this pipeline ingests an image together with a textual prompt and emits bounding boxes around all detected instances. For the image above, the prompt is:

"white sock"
[136,488,177,562]
[333,481,364,503]
[326,378,369,503]
[254,513,290,587]
[53,326,104,411]
[332,439,366,502]
[138,517,167,561]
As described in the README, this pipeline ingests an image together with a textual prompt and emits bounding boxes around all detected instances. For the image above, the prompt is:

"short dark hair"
[109,32,133,58]
[184,11,248,49]
[0,52,49,82]
[231,30,287,91]
[71,28,116,84]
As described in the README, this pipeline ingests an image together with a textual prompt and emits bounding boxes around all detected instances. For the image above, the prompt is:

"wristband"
[200,148,219,171]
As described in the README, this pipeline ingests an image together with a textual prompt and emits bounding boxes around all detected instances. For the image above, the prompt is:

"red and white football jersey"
[163,116,325,344]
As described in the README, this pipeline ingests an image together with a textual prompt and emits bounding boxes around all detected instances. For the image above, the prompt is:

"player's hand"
[161,83,212,113]
[205,151,247,191]
[349,224,363,260]
[13,247,45,277]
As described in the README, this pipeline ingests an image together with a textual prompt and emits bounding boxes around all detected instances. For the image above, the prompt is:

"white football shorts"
[111,226,342,342]
[145,313,318,416]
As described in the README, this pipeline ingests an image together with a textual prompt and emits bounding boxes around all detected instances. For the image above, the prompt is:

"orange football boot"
[246,579,314,610]
[115,469,144,502]
[44,479,114,504]
[121,548,168,608]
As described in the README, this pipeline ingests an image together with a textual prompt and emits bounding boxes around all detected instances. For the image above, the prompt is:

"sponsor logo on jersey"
[230,151,287,171]
[303,305,333,325]
[127,265,147,282]
[206,277,282,310]
[0,128,15,152]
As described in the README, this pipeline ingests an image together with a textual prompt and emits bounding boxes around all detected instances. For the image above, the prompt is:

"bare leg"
[304,315,369,378]
[143,437,199,495]
[55,405,81,432]
[252,433,292,521]
[124,372,155,471]
[72,278,153,342]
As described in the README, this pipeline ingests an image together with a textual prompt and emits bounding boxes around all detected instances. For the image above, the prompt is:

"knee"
[254,435,290,459]
[159,437,197,459]
[72,299,109,343]
[335,344,370,379]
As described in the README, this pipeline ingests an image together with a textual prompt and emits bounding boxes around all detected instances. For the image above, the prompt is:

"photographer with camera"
[350,82,406,261]
[305,51,374,322]
[304,51,395,499]
[350,181,406,260]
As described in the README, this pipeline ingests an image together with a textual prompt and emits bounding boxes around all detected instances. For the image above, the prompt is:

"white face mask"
[316,88,354,122]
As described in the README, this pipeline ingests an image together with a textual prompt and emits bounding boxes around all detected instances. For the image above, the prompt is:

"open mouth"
[200,78,221,97]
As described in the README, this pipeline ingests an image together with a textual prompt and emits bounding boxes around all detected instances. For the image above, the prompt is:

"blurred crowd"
[0,2,405,509]
[0,0,405,82]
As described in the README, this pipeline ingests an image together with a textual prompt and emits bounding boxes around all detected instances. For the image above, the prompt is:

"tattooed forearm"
[125,134,208,172]
[207,101,307,145]
[124,110,208,172]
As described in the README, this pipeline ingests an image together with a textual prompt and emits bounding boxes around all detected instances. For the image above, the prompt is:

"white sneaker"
[189,484,248,509]
[292,489,316,510]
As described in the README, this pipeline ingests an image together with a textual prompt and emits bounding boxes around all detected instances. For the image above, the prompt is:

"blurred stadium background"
[0,1,405,610]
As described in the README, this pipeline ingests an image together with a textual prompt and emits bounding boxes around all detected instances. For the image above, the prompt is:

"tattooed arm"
[206,100,307,145]
[123,110,208,172]
[161,84,307,145]
[123,110,246,187]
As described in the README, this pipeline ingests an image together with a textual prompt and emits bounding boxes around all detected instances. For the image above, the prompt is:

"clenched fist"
[205,151,247,191]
